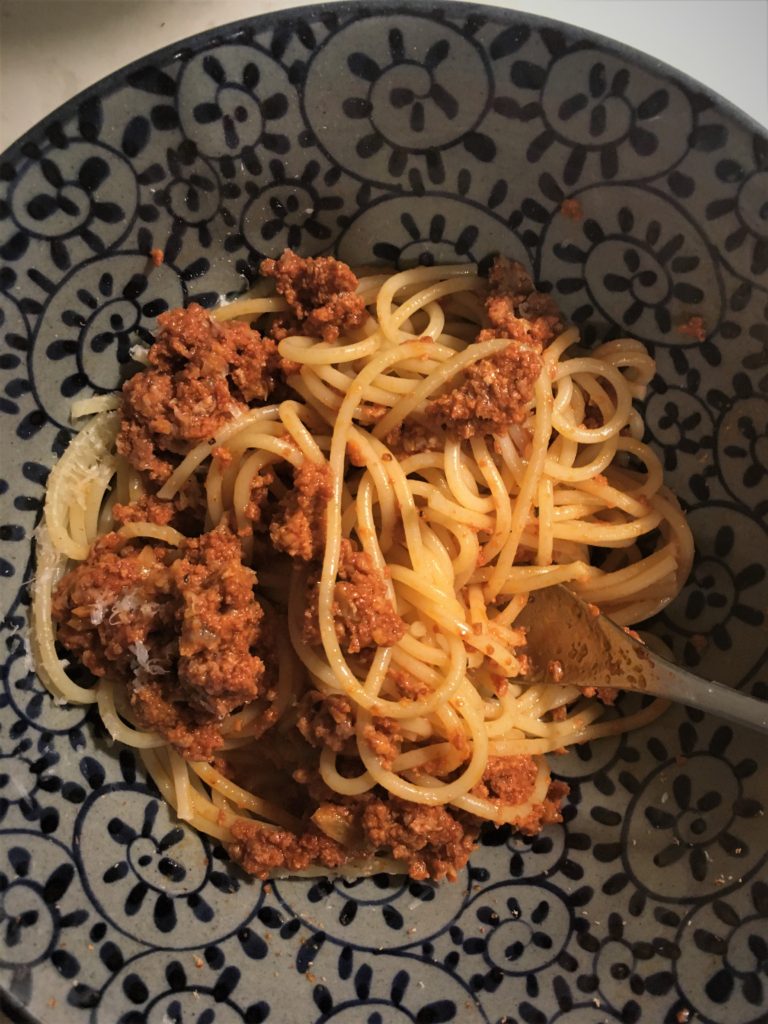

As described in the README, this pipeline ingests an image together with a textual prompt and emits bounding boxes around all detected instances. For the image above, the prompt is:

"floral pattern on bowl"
[0,3,766,1022]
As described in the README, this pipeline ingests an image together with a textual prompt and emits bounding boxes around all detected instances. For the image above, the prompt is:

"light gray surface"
[1,0,767,151]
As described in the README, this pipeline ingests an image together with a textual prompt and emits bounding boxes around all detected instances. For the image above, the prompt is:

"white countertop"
[1,0,766,152]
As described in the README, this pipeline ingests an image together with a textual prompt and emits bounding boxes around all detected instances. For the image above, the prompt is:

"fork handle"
[644,655,768,733]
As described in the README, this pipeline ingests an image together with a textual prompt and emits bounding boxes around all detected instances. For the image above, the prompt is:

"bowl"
[1,3,766,1022]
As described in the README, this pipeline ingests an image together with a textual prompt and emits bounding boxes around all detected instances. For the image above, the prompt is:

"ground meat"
[269,459,332,561]
[131,682,224,760]
[253,603,281,697]
[581,685,617,705]
[384,418,445,456]
[170,525,265,720]
[422,257,565,439]
[117,377,176,482]
[243,467,275,526]
[171,476,208,533]
[112,495,177,527]
[515,779,570,835]
[387,667,431,700]
[303,539,406,653]
[547,660,564,683]
[311,801,365,846]
[117,303,281,482]
[470,758,569,835]
[292,767,329,802]
[677,315,706,341]
[362,717,402,769]
[147,304,280,402]
[560,198,583,221]
[52,520,270,758]
[260,249,367,342]
[472,755,539,804]
[212,445,233,467]
[297,691,355,752]
[278,353,303,376]
[228,784,489,881]
[52,532,176,679]
[229,770,563,879]
[361,797,480,881]
[427,344,543,439]
[228,819,350,880]
[479,256,563,344]
[359,402,388,424]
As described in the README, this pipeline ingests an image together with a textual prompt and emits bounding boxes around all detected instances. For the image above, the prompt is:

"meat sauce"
[270,460,333,562]
[427,258,563,438]
[51,250,569,881]
[118,303,282,483]
[303,538,407,654]
[261,249,368,342]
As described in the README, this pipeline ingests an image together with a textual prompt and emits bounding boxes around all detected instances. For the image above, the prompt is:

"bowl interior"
[1,4,766,1023]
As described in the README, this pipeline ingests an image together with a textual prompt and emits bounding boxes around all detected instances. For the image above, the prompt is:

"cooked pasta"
[31,251,693,880]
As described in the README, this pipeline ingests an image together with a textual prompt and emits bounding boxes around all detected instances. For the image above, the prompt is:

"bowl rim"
[1,0,766,166]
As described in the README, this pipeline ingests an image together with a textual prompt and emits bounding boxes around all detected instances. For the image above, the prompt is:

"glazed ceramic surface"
[1,4,766,1023]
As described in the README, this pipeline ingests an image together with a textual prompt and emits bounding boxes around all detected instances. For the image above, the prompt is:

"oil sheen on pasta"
[31,251,693,881]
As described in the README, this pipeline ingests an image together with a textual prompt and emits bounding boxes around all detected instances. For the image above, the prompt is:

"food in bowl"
[32,249,693,880]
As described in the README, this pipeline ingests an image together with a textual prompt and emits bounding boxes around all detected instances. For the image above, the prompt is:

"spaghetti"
[31,251,693,880]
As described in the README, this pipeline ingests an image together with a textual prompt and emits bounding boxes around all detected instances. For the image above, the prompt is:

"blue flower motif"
[574,911,676,1021]
[307,873,437,932]
[50,268,168,393]
[709,374,768,496]
[0,747,41,824]
[101,948,270,1024]
[74,776,256,948]
[539,62,668,180]
[590,721,766,908]
[695,885,768,1008]
[554,209,708,337]
[154,144,223,248]
[240,159,343,258]
[103,799,216,934]
[2,141,137,271]
[454,881,572,998]
[707,135,768,276]
[495,42,694,186]
[304,16,493,191]
[678,523,765,663]
[673,879,768,1021]
[177,48,294,162]
[372,210,481,268]
[342,28,495,183]
[0,833,88,1005]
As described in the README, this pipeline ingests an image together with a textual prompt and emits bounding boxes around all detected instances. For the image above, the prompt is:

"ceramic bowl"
[1,3,766,1022]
